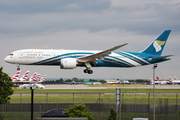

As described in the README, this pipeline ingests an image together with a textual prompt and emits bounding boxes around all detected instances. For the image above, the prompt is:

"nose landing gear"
[16,64,20,71]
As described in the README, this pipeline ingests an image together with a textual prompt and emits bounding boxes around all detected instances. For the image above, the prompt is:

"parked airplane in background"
[149,78,161,85]
[34,73,41,82]
[121,80,130,84]
[39,75,46,82]
[26,72,37,82]
[11,70,21,82]
[12,70,30,82]
[169,76,180,84]
[20,71,30,81]
[19,73,46,89]
[4,30,172,74]
[83,79,101,84]
[106,80,120,84]
[156,76,167,85]
[174,76,179,81]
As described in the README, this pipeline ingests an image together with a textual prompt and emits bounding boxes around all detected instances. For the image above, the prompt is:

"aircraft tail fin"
[156,76,161,81]
[29,72,37,81]
[40,75,46,82]
[169,76,173,81]
[12,70,21,81]
[174,76,179,81]
[20,70,30,81]
[150,78,153,82]
[142,30,171,55]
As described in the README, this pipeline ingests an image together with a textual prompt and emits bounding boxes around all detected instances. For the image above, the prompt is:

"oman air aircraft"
[4,30,172,74]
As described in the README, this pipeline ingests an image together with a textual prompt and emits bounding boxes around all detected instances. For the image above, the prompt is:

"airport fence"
[0,92,180,120]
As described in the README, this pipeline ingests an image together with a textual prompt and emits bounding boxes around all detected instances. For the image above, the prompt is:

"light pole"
[30,84,35,120]
[153,64,157,120]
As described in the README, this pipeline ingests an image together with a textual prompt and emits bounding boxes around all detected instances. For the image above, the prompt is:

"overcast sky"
[1,0,180,80]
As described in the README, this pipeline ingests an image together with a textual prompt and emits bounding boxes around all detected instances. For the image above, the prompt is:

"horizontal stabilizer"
[151,55,173,60]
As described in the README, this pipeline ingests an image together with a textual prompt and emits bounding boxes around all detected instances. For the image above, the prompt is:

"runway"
[43,84,180,89]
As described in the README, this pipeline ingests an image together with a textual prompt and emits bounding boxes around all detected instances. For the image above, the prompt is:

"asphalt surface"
[43,84,180,89]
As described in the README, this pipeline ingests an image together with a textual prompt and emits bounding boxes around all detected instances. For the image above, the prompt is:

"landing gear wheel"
[16,64,20,71]
[88,70,93,74]
[84,69,89,73]
[84,69,93,74]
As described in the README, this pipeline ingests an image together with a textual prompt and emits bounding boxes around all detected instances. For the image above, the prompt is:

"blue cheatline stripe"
[30,52,94,65]
[114,51,148,65]
[104,56,135,67]
[30,51,150,67]
[101,58,133,67]
[122,52,150,65]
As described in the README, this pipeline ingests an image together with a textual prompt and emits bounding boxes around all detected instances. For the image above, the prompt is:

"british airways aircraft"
[4,30,172,74]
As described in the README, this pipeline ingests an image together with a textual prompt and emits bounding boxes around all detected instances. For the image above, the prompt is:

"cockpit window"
[9,53,13,56]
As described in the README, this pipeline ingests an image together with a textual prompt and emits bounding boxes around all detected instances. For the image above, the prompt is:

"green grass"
[12,88,180,93]
[9,94,180,106]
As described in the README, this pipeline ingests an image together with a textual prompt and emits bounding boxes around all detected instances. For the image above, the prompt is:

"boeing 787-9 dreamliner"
[4,30,172,74]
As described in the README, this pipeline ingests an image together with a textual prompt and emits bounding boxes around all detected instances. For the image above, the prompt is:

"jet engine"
[60,58,77,69]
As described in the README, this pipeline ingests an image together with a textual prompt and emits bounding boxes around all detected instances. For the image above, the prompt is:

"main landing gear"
[84,69,93,74]
[83,62,93,74]
[16,64,20,71]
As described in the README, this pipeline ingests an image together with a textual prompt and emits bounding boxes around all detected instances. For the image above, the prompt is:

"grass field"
[9,88,180,106]
[4,88,180,120]
[10,94,180,106]
[12,88,180,93]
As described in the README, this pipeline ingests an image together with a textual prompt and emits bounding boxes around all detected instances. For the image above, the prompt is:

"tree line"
[42,77,150,84]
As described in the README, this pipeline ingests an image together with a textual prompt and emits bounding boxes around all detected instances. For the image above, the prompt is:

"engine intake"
[60,58,77,69]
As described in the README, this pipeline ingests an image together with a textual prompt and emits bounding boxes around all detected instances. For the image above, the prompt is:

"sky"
[0,0,180,80]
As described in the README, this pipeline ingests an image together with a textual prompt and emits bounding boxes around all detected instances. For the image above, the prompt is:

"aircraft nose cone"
[4,56,13,63]
[4,56,9,62]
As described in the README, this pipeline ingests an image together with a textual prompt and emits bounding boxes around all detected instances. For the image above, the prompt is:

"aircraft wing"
[78,43,128,63]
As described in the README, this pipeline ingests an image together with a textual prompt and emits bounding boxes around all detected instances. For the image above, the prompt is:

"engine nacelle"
[60,58,77,69]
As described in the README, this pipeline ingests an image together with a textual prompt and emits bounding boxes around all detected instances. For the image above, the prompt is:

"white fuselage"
[4,49,151,67]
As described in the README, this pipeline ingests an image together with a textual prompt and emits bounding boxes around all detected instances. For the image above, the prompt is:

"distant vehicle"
[19,83,45,89]
[83,79,101,84]
[41,108,67,117]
